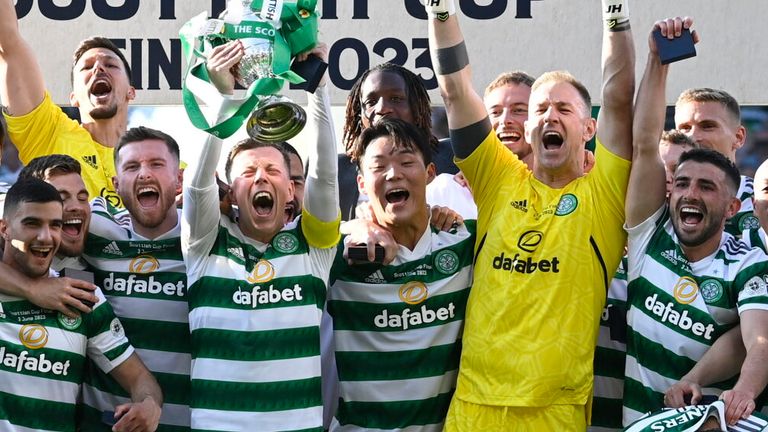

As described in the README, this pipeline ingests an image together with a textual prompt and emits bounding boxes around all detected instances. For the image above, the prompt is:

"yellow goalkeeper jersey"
[455,130,629,408]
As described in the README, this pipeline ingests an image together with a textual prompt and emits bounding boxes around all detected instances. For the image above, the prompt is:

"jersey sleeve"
[84,288,134,374]
[735,248,768,313]
[3,92,74,164]
[455,129,525,211]
[626,205,667,281]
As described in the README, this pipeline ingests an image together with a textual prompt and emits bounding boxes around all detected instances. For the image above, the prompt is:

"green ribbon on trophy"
[180,0,318,140]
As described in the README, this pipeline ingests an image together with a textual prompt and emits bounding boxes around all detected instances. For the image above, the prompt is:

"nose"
[138,164,153,180]
[543,106,558,122]
[37,225,53,242]
[384,164,401,181]
[374,97,393,115]
[252,167,268,183]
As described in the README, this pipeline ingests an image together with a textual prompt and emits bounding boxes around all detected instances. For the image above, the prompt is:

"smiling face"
[46,173,90,257]
[113,139,181,238]
[525,80,595,182]
[229,146,294,243]
[357,136,434,229]
[1,201,62,278]
[670,160,739,254]
[70,47,135,121]
[359,70,415,129]
[674,101,745,162]
[485,83,532,158]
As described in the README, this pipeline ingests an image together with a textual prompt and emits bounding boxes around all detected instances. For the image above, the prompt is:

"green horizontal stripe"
[329,289,468,332]
[623,376,663,416]
[336,343,460,381]
[336,390,453,429]
[190,377,321,412]
[591,396,624,429]
[627,331,696,383]
[120,317,191,354]
[101,342,131,362]
[189,275,325,311]
[594,346,626,379]
[0,388,76,431]
[192,326,319,361]
[0,342,84,384]
[79,403,190,432]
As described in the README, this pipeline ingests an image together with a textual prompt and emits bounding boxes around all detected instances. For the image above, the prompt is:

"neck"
[240,221,281,245]
[387,214,429,251]
[532,166,580,188]
[134,212,178,240]
[680,233,723,263]
[80,112,128,148]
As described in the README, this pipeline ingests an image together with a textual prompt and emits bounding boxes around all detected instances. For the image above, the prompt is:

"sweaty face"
[525,81,595,178]
[674,101,745,161]
[359,70,415,129]
[485,83,532,159]
[47,173,90,257]
[1,201,62,278]
[284,153,305,224]
[114,139,181,238]
[70,47,134,120]
[357,136,434,229]
[229,147,294,243]
[669,161,735,250]
[659,143,694,195]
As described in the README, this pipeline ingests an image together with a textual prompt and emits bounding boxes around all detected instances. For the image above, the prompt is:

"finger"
[672,17,683,37]
[691,29,701,44]
[690,386,702,405]
[664,18,676,39]
[654,20,668,38]
[70,287,98,306]
[63,297,90,315]
[67,278,97,291]
[682,16,694,30]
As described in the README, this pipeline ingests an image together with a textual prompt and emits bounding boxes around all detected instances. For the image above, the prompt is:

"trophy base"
[246,96,307,143]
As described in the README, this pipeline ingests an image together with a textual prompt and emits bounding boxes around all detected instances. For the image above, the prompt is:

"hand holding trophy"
[180,0,323,141]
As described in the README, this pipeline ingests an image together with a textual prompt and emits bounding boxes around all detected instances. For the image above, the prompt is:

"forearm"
[0,0,20,46]
[733,342,768,399]
[681,325,744,386]
[304,85,338,222]
[597,20,636,158]
[427,5,488,149]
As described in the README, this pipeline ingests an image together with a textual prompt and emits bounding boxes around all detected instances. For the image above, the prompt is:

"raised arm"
[596,0,635,160]
[302,43,338,223]
[426,1,490,159]
[109,353,163,431]
[0,0,46,115]
[626,18,697,227]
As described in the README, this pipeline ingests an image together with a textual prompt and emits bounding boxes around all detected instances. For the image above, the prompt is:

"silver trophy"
[220,0,306,142]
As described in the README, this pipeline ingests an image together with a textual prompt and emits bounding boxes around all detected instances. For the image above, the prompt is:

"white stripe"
[191,355,320,383]
[190,304,321,332]
[330,266,472,303]
[0,323,86,353]
[625,355,723,400]
[0,368,78,403]
[134,348,190,375]
[334,321,464,352]
[340,370,457,403]
[198,252,317,280]
[86,257,184,273]
[330,418,444,432]
[593,375,623,400]
[628,306,711,359]
[81,383,190,427]
[596,325,627,352]
[191,405,322,432]
[0,418,57,432]
[107,296,188,324]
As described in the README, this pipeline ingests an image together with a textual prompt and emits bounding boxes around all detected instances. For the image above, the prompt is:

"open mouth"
[542,131,564,150]
[137,186,160,208]
[29,245,53,259]
[284,200,297,221]
[680,206,703,226]
[90,78,113,99]
[252,191,275,216]
[385,188,410,204]
[62,218,84,237]
[498,131,523,145]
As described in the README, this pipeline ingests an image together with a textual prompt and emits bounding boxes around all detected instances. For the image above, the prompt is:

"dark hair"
[660,129,697,148]
[71,36,132,84]
[279,142,303,168]
[342,63,435,155]
[224,138,292,183]
[678,147,740,194]
[676,87,741,125]
[351,118,432,169]
[115,126,180,167]
[19,154,82,182]
[4,178,62,217]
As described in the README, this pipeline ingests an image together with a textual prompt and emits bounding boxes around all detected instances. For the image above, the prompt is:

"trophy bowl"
[246,95,307,142]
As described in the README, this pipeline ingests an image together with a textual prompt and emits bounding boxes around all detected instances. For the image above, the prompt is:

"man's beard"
[89,104,118,120]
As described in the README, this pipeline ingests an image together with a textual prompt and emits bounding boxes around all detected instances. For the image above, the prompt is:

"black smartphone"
[290,54,328,93]
[60,268,96,308]
[101,410,120,426]
[347,244,385,263]
[653,28,697,65]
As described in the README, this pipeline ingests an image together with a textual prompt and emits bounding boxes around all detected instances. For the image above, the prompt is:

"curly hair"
[342,63,435,155]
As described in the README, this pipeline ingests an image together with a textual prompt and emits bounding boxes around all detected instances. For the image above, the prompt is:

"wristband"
[434,41,469,75]
[423,0,456,22]
[602,0,630,31]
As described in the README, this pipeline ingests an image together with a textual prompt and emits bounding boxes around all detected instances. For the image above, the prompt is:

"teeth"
[138,187,157,194]
[388,188,406,194]
[30,247,52,253]
[64,218,83,225]
[681,206,702,214]
[255,192,271,199]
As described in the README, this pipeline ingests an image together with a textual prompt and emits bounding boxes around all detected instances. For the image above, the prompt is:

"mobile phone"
[653,28,697,65]
[347,244,385,263]
[60,268,96,308]
[101,410,121,426]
